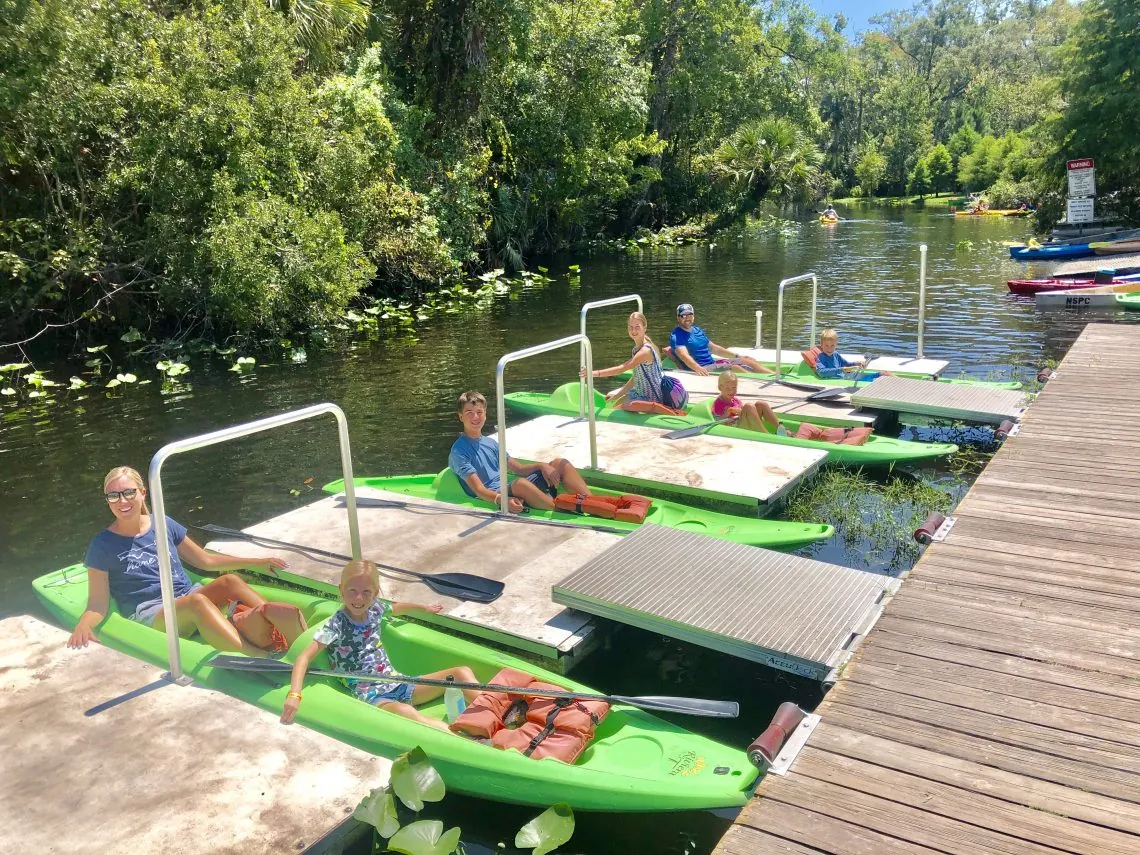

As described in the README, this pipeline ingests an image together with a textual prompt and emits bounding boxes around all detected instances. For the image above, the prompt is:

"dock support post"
[917,243,928,358]
[754,310,763,348]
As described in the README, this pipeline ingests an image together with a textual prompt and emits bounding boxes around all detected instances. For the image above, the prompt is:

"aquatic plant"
[353,747,576,855]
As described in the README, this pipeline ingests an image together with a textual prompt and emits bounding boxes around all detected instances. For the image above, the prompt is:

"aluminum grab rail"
[578,295,642,417]
[149,403,360,682]
[496,335,597,515]
[774,273,818,377]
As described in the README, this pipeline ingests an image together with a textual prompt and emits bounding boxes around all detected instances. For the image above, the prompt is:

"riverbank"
[833,193,963,208]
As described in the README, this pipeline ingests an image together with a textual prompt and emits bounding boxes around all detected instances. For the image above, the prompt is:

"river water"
[1,206,1130,852]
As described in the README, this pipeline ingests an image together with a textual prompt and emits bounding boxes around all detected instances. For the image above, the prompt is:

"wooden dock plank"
[713,324,1140,855]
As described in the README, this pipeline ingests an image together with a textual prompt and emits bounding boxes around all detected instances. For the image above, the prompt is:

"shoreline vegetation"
[2,0,1136,356]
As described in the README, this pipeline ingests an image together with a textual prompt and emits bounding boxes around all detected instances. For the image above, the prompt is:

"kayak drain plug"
[747,701,806,772]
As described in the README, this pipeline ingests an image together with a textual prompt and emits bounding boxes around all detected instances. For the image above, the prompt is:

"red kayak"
[1008,277,1135,295]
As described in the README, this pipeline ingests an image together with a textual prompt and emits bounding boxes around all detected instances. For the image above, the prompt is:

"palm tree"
[267,0,371,61]
[703,117,824,227]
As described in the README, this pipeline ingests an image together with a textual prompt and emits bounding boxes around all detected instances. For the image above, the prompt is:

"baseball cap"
[676,303,694,316]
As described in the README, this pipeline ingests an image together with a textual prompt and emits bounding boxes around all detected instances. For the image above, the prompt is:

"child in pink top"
[712,373,786,434]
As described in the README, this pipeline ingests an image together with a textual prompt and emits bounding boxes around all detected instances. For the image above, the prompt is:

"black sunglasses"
[105,488,140,502]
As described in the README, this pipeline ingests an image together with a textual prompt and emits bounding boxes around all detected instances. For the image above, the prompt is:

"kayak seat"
[450,667,610,764]
[800,347,821,373]
[547,381,606,414]
[686,399,715,420]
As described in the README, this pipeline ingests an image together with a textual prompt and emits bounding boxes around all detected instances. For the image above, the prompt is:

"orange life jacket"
[553,493,652,523]
[448,667,610,764]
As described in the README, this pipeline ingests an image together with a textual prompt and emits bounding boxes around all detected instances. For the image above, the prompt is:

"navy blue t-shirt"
[670,325,714,366]
[449,434,512,497]
[84,517,193,615]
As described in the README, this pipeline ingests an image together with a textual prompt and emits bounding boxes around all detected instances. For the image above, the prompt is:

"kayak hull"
[654,359,1021,391]
[1091,238,1140,255]
[1009,243,1095,261]
[323,471,835,548]
[1008,276,1140,295]
[504,383,958,467]
[1036,282,1140,308]
[33,567,759,811]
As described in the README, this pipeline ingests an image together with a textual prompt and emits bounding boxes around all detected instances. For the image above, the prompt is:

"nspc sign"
[1067,158,1096,198]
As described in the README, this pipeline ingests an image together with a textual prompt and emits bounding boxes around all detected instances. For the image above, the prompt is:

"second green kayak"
[323,469,835,549]
[505,383,958,467]
[656,358,1023,390]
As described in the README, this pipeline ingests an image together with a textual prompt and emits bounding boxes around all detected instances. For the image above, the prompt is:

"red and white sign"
[1067,158,1096,197]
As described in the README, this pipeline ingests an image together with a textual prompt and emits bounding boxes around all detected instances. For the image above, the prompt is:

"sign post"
[1066,158,1096,226]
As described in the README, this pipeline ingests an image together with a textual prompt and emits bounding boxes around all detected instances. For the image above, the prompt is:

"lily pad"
[391,747,445,811]
[352,786,400,839]
[0,363,29,373]
[85,345,108,353]
[515,803,575,855]
[387,820,461,855]
[68,377,87,389]
[120,328,142,343]
[1,387,15,396]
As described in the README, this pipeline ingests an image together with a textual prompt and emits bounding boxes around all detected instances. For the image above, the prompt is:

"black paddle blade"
[402,570,504,603]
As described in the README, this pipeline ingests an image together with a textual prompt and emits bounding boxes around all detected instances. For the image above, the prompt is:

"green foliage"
[515,803,576,855]
[907,158,931,198]
[1049,0,1140,223]
[925,144,955,194]
[854,145,887,197]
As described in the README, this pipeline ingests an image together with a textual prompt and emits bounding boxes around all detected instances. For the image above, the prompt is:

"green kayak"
[322,469,834,549]
[33,566,759,811]
[657,358,1023,390]
[505,383,958,467]
[1115,294,1140,310]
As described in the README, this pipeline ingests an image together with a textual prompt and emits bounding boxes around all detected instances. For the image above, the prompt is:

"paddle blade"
[210,654,292,674]
[805,387,850,401]
[415,571,504,603]
[662,421,716,440]
[615,695,740,718]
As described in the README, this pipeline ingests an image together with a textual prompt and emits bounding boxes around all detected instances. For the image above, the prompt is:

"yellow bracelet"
[287,691,303,701]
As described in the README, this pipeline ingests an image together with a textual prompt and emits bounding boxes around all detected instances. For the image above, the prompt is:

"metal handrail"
[774,273,818,376]
[578,295,642,416]
[917,244,928,358]
[495,335,596,515]
[148,403,360,682]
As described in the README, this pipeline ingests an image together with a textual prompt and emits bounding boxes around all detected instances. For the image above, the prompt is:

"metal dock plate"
[849,376,1027,425]
[552,525,899,681]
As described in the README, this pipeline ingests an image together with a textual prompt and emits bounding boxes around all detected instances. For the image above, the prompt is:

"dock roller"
[994,419,1016,441]
[1037,368,1053,383]
[914,511,947,545]
[747,701,806,772]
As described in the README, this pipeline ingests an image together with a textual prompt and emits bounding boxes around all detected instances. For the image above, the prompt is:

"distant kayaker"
[668,304,773,376]
[821,205,839,219]
[67,466,307,653]
[280,559,478,731]
[581,310,688,414]
[811,329,892,382]
[450,390,593,512]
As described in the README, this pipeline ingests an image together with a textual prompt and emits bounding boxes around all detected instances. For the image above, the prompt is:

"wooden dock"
[713,322,1140,855]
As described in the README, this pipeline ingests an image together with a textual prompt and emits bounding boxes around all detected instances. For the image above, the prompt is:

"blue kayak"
[1010,243,1096,261]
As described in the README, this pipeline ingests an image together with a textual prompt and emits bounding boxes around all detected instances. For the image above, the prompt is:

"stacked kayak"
[1008,274,1140,295]
[33,566,759,811]
[323,470,834,549]
[655,358,1021,391]
[1035,282,1140,308]
[1116,294,1140,311]
[504,383,958,467]
[1091,238,1140,256]
[1009,243,1095,261]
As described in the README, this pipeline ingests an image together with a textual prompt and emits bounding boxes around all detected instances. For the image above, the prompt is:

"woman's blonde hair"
[340,558,381,590]
[103,466,150,512]
[629,311,660,359]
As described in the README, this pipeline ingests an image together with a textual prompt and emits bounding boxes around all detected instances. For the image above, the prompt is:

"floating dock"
[503,414,829,510]
[206,486,620,666]
[553,525,898,682]
[712,322,1140,855]
[661,371,876,427]
[850,375,1027,425]
[728,346,949,379]
[0,615,390,854]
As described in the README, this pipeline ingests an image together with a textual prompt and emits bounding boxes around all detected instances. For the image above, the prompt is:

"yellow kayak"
[819,215,839,224]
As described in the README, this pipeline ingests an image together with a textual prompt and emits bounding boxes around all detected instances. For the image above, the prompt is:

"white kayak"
[1036,282,1140,308]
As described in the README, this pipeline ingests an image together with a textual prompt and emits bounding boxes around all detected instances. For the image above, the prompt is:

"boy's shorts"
[364,682,415,706]
[523,470,559,499]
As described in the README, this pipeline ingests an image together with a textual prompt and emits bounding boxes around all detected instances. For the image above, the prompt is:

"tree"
[908,157,932,198]
[1050,0,1140,222]
[926,144,955,193]
[855,144,887,197]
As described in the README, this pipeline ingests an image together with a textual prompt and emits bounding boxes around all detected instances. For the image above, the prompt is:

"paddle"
[208,654,740,718]
[801,356,875,402]
[661,416,734,441]
[197,524,504,604]
[342,495,632,536]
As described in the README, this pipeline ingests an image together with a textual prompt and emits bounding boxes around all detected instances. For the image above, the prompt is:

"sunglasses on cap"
[105,488,140,502]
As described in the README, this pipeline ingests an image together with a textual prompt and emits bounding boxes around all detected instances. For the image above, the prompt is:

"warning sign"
[1067,158,1096,197]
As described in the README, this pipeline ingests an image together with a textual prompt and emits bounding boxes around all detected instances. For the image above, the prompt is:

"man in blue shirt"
[449,390,592,511]
[669,304,773,376]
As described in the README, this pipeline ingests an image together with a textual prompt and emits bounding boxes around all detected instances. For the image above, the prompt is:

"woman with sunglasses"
[67,466,307,653]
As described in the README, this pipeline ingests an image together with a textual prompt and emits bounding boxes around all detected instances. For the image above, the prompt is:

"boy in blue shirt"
[669,304,773,376]
[448,390,592,512]
[813,328,892,381]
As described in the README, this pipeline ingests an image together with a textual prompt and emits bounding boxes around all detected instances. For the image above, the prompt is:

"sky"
[807,0,908,36]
